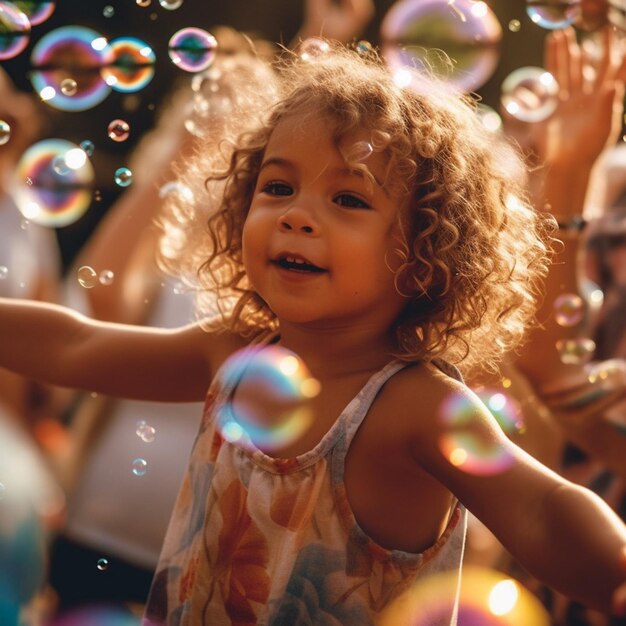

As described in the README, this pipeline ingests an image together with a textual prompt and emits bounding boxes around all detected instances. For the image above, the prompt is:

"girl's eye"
[334,193,369,209]
[262,181,292,196]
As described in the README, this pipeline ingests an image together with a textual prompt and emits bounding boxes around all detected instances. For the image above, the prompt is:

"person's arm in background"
[509,26,626,481]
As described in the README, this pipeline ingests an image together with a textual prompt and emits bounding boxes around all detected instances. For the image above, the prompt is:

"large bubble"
[438,390,518,476]
[13,138,94,227]
[380,0,502,93]
[30,26,114,112]
[215,345,320,453]
[0,1,30,61]
[101,36,156,92]
[379,566,551,626]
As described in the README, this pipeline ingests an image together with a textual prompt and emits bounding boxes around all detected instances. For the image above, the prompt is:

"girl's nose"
[278,206,319,235]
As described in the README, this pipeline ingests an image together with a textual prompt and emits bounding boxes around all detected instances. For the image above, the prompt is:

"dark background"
[1,0,547,271]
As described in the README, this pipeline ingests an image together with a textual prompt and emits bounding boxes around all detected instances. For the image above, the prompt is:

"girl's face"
[242,113,408,331]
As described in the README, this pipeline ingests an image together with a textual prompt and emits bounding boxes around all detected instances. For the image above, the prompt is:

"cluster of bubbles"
[215,345,320,453]
[438,385,523,476]
[379,566,551,625]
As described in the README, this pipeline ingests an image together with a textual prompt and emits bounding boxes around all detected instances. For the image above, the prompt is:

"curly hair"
[158,39,554,378]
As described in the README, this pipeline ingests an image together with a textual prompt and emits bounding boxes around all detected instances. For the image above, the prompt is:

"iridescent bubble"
[101,36,156,93]
[98,269,114,285]
[380,0,503,93]
[553,293,585,326]
[96,557,108,571]
[13,139,94,227]
[107,119,130,142]
[476,103,503,133]
[30,26,114,112]
[0,119,10,145]
[216,345,320,453]
[472,386,525,435]
[0,266,8,280]
[114,167,133,187]
[509,18,522,31]
[13,0,55,26]
[79,139,94,156]
[0,1,31,60]
[501,66,559,123]
[526,0,582,29]
[159,0,183,8]
[132,458,147,476]
[168,27,217,73]
[60,77,77,96]
[344,140,373,162]
[136,0,151,6]
[585,358,626,388]
[77,265,97,288]
[438,391,516,476]
[299,37,331,62]
[158,180,194,202]
[556,337,595,365]
[102,4,114,17]
[379,566,551,626]
[135,420,156,443]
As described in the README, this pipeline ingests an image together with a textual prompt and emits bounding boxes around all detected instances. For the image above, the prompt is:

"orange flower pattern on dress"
[143,359,467,626]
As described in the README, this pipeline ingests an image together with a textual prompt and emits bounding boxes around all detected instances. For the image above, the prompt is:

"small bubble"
[20,218,29,230]
[98,269,114,286]
[80,139,95,156]
[149,11,158,20]
[97,558,109,571]
[136,420,156,443]
[114,167,133,187]
[159,0,183,8]
[132,458,148,476]
[508,19,521,32]
[553,293,584,327]
[299,37,330,62]
[136,0,151,5]
[60,78,78,96]
[0,120,11,145]
[0,266,8,280]
[107,119,130,142]
[556,337,595,365]
[103,5,115,17]
[77,265,98,289]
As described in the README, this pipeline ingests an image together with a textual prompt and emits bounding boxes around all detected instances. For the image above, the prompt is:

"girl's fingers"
[564,27,582,95]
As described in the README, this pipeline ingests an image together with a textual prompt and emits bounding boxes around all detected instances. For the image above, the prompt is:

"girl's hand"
[505,27,626,171]
[297,0,375,44]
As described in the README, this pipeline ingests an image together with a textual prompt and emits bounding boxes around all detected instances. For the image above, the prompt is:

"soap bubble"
[13,0,55,26]
[501,66,559,123]
[553,293,585,327]
[168,27,217,72]
[101,36,156,92]
[114,167,133,187]
[132,458,147,476]
[438,390,517,476]
[298,37,331,61]
[0,1,31,60]
[215,345,320,453]
[159,0,182,8]
[556,337,596,365]
[380,566,551,626]
[380,0,502,93]
[77,265,97,288]
[526,0,582,30]
[0,120,11,146]
[13,139,94,227]
[107,119,130,142]
[30,26,114,112]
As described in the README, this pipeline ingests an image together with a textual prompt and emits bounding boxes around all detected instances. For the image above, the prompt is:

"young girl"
[1,42,626,625]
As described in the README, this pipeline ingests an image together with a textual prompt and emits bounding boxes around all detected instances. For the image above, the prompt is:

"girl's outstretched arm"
[0,297,220,402]
[411,373,626,615]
